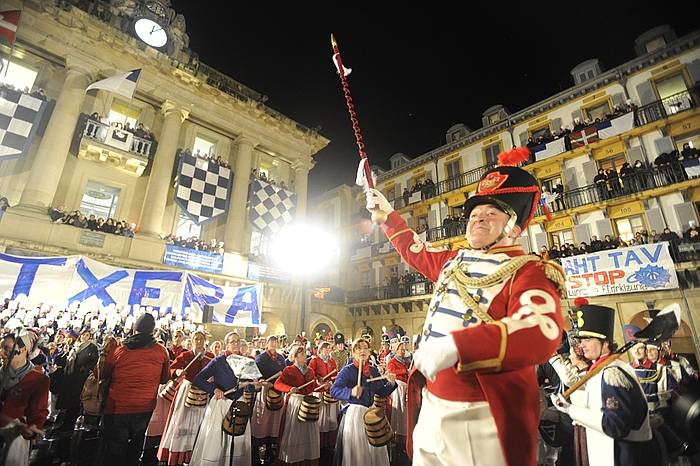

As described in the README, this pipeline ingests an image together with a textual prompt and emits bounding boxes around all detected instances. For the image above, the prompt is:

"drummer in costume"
[330,333,350,369]
[190,331,263,466]
[552,301,659,466]
[308,341,339,449]
[330,337,397,466]
[157,331,214,465]
[365,147,565,466]
[274,345,331,466]
[386,341,410,445]
[253,335,287,463]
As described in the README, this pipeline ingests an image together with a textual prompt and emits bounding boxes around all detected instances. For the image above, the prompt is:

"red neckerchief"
[267,349,278,361]
[224,350,232,357]
[352,358,371,377]
[589,352,612,372]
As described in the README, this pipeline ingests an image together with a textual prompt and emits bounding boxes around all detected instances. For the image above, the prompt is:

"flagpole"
[330,34,387,224]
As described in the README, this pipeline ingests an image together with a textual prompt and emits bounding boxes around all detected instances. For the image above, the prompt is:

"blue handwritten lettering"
[0,253,66,299]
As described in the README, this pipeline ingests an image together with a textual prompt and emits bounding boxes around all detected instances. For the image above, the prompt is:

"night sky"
[170,1,696,198]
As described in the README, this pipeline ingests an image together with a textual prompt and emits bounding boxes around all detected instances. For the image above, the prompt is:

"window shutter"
[595,219,614,238]
[611,93,626,108]
[552,118,562,133]
[627,146,645,164]
[654,137,675,155]
[534,231,549,251]
[635,81,655,106]
[571,109,582,123]
[645,208,666,234]
[686,59,700,85]
[581,159,598,185]
[574,224,591,244]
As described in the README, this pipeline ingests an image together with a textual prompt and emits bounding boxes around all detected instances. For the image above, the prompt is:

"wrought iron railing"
[346,279,434,303]
[635,85,700,127]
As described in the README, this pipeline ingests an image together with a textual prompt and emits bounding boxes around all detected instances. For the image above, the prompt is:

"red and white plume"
[332,53,352,77]
[497,147,531,167]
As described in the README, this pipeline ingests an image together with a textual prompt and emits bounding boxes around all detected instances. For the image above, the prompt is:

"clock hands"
[150,24,163,35]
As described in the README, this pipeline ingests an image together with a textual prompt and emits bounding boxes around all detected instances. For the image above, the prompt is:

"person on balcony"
[619,162,636,194]
[594,169,609,201]
[553,179,565,211]
[606,168,622,197]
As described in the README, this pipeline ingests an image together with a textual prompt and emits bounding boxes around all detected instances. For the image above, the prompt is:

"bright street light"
[271,223,338,275]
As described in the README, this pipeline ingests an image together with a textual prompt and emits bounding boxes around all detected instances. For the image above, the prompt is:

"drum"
[323,392,337,404]
[297,395,321,422]
[265,387,284,411]
[184,386,209,408]
[243,389,255,406]
[159,379,178,402]
[363,407,393,447]
[222,401,252,436]
[373,394,386,409]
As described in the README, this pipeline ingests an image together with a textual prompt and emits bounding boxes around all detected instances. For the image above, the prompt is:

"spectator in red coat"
[97,313,170,466]
[387,342,411,384]
[308,341,338,381]
[0,329,49,466]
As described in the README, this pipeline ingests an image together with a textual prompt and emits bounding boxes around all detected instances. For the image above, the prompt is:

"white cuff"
[569,405,604,435]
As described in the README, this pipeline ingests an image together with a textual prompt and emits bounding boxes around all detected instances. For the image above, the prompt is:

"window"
[445,159,461,179]
[615,215,646,242]
[675,133,700,152]
[655,73,690,115]
[416,215,428,229]
[597,153,627,172]
[108,99,140,128]
[79,181,121,219]
[579,73,587,83]
[584,101,611,121]
[645,37,666,54]
[192,135,216,157]
[0,59,38,92]
[175,209,201,239]
[549,229,574,248]
[529,126,550,141]
[360,271,370,288]
[483,142,502,166]
[587,70,595,79]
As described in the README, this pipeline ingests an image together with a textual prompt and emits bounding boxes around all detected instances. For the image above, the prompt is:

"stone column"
[17,64,93,212]
[291,157,315,221]
[224,136,257,253]
[138,100,190,237]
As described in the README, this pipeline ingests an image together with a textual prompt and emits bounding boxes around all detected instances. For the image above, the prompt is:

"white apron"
[315,391,339,433]
[145,383,172,437]
[189,397,251,466]
[340,404,389,466]
[277,393,320,464]
[389,380,408,437]
[250,385,284,439]
[158,379,207,463]
[0,424,31,466]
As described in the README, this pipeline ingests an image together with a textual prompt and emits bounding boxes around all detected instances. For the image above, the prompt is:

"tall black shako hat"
[334,332,345,345]
[571,297,615,340]
[463,147,540,233]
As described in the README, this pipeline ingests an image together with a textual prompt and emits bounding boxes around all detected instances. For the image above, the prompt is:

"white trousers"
[412,389,506,466]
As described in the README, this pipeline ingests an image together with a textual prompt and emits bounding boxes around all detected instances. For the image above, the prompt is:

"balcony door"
[79,181,121,219]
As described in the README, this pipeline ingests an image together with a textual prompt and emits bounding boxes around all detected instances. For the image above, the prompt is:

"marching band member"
[274,344,329,466]
[330,333,350,369]
[253,335,287,463]
[0,329,48,466]
[157,330,214,465]
[386,341,410,444]
[330,337,397,466]
[552,302,658,466]
[365,147,565,466]
[308,340,339,449]
[190,331,262,466]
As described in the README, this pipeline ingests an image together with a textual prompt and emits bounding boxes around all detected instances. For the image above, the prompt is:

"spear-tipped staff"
[330,34,387,224]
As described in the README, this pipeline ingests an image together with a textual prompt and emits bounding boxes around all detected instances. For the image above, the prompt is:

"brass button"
[423,329,430,337]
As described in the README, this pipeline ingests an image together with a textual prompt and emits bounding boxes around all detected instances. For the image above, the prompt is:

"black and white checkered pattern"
[0,88,46,161]
[249,179,297,236]
[174,153,232,225]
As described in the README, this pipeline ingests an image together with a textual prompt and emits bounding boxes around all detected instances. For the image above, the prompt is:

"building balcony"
[347,279,434,305]
[72,115,156,176]
[350,240,393,261]
[390,85,700,211]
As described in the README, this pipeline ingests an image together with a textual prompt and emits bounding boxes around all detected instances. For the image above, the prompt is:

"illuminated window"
[529,126,550,141]
[79,181,121,219]
[584,101,611,121]
[597,153,627,172]
[655,74,687,100]
[0,59,38,92]
[445,159,461,179]
[192,135,216,157]
[175,209,201,239]
[108,99,140,128]
[615,215,645,243]
[549,229,574,248]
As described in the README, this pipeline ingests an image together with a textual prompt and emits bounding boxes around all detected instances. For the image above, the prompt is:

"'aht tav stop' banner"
[561,242,678,297]
[0,253,261,326]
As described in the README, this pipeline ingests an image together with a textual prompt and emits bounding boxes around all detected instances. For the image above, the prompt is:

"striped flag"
[85,69,142,99]
[0,10,21,47]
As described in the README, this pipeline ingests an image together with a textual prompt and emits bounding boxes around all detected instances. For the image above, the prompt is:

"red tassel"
[497,147,531,166]
[573,297,589,308]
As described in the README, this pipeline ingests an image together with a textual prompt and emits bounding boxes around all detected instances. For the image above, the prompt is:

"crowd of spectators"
[0,82,47,100]
[163,234,225,254]
[48,205,136,238]
[383,270,428,299]
[251,168,287,189]
[178,147,230,169]
[400,178,436,207]
[85,113,157,157]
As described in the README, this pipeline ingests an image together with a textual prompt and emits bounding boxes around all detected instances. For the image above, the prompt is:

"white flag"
[86,69,141,99]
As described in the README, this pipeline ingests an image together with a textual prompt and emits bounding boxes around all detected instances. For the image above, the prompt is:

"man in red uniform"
[365,147,565,466]
[98,313,170,466]
[0,329,49,466]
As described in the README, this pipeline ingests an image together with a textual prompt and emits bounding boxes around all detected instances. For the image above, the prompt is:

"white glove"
[551,393,570,414]
[365,188,394,215]
[413,336,458,381]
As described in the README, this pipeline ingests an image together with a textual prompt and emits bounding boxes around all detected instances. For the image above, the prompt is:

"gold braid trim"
[539,260,568,298]
[446,255,542,323]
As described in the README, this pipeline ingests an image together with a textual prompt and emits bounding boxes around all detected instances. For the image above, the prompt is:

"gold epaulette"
[538,259,567,298]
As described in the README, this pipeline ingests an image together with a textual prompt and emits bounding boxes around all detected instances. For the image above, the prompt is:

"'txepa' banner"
[0,253,261,326]
[561,242,678,297]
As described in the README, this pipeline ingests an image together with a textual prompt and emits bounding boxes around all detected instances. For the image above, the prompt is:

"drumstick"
[265,371,282,382]
[322,368,337,381]
[357,356,363,387]
[175,351,206,378]
[297,378,316,391]
[223,381,256,396]
[366,375,388,383]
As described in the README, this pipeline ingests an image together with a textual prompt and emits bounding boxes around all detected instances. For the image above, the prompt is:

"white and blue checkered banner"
[0,88,47,161]
[175,153,232,225]
[249,179,297,236]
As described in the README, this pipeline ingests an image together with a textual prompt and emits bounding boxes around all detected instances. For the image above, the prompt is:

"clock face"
[134,18,168,48]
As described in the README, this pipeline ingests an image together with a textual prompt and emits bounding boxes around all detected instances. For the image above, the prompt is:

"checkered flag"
[0,88,47,161]
[249,179,297,236]
[174,153,232,225]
